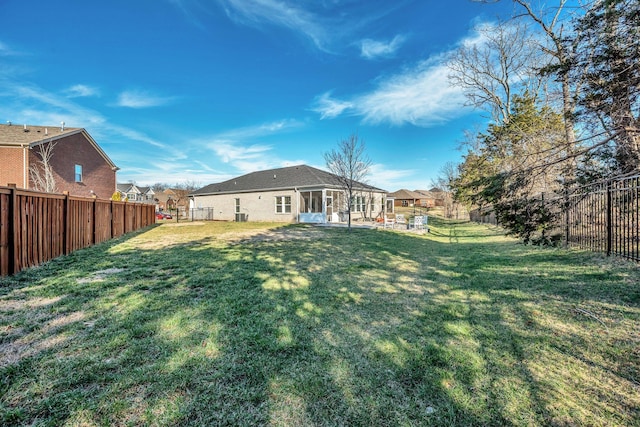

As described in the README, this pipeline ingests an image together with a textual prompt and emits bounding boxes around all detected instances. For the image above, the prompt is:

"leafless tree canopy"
[448,19,544,123]
[29,141,57,193]
[324,133,372,230]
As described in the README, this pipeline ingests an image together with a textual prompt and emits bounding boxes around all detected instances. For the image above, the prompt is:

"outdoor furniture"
[396,214,406,229]
[384,214,396,229]
[411,215,424,230]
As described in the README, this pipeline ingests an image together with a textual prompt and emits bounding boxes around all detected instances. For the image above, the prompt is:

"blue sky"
[0,0,516,191]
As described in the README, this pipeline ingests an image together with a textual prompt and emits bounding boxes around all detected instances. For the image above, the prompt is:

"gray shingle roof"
[117,183,134,193]
[192,164,385,195]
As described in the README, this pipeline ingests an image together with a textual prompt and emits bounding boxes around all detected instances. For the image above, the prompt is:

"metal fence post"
[564,188,569,248]
[606,181,613,256]
[541,192,545,241]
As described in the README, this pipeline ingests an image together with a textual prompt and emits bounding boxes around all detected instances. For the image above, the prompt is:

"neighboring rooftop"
[0,123,81,146]
[0,123,119,170]
[192,164,385,195]
[388,189,424,200]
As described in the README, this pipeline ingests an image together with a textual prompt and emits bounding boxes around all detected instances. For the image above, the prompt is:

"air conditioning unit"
[235,213,247,222]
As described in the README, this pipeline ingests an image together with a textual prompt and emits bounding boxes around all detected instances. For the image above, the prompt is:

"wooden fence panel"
[124,203,136,234]
[0,186,155,277]
[67,198,91,253]
[94,200,112,244]
[13,192,65,272]
[111,202,125,238]
[0,191,9,276]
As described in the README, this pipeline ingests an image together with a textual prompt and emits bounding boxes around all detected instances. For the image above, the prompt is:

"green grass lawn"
[1,218,639,426]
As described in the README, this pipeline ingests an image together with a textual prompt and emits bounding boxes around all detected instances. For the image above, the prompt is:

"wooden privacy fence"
[0,185,155,276]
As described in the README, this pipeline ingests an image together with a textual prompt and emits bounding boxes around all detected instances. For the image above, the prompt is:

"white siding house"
[190,165,390,223]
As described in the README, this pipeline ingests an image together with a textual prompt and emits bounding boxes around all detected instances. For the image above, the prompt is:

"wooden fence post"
[110,200,115,239]
[63,191,70,255]
[8,184,18,275]
[92,194,97,245]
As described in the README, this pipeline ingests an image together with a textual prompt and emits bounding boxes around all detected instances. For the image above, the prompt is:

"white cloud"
[212,142,273,164]
[360,35,406,59]
[200,0,403,53]
[116,89,174,108]
[211,141,299,174]
[312,55,466,127]
[65,84,99,98]
[218,0,330,50]
[215,118,304,139]
[0,40,23,57]
[0,81,181,157]
[310,23,517,127]
[357,58,466,126]
[310,92,353,119]
[6,84,106,127]
[202,119,307,174]
[369,163,429,192]
[0,41,10,55]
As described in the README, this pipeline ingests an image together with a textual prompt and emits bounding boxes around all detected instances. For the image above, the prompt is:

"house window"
[351,195,367,212]
[402,200,408,207]
[275,196,291,213]
[74,164,83,182]
[235,198,241,214]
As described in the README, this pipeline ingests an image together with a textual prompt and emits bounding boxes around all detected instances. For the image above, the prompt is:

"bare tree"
[473,0,579,180]
[448,19,544,124]
[171,181,201,221]
[151,182,168,192]
[29,141,57,193]
[324,133,372,231]
[432,161,463,219]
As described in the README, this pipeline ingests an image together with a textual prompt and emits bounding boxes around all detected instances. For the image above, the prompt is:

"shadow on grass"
[1,222,638,426]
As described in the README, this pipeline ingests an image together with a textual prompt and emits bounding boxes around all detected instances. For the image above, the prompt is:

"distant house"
[414,189,440,208]
[155,188,177,211]
[190,164,391,223]
[117,183,155,203]
[422,188,446,207]
[0,123,118,198]
[388,189,427,208]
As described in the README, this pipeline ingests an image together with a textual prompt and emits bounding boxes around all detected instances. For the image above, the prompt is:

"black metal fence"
[469,208,497,225]
[565,176,639,261]
[469,175,640,261]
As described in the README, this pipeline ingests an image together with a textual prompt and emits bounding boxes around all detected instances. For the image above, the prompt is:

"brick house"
[0,123,118,198]
[388,189,427,207]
